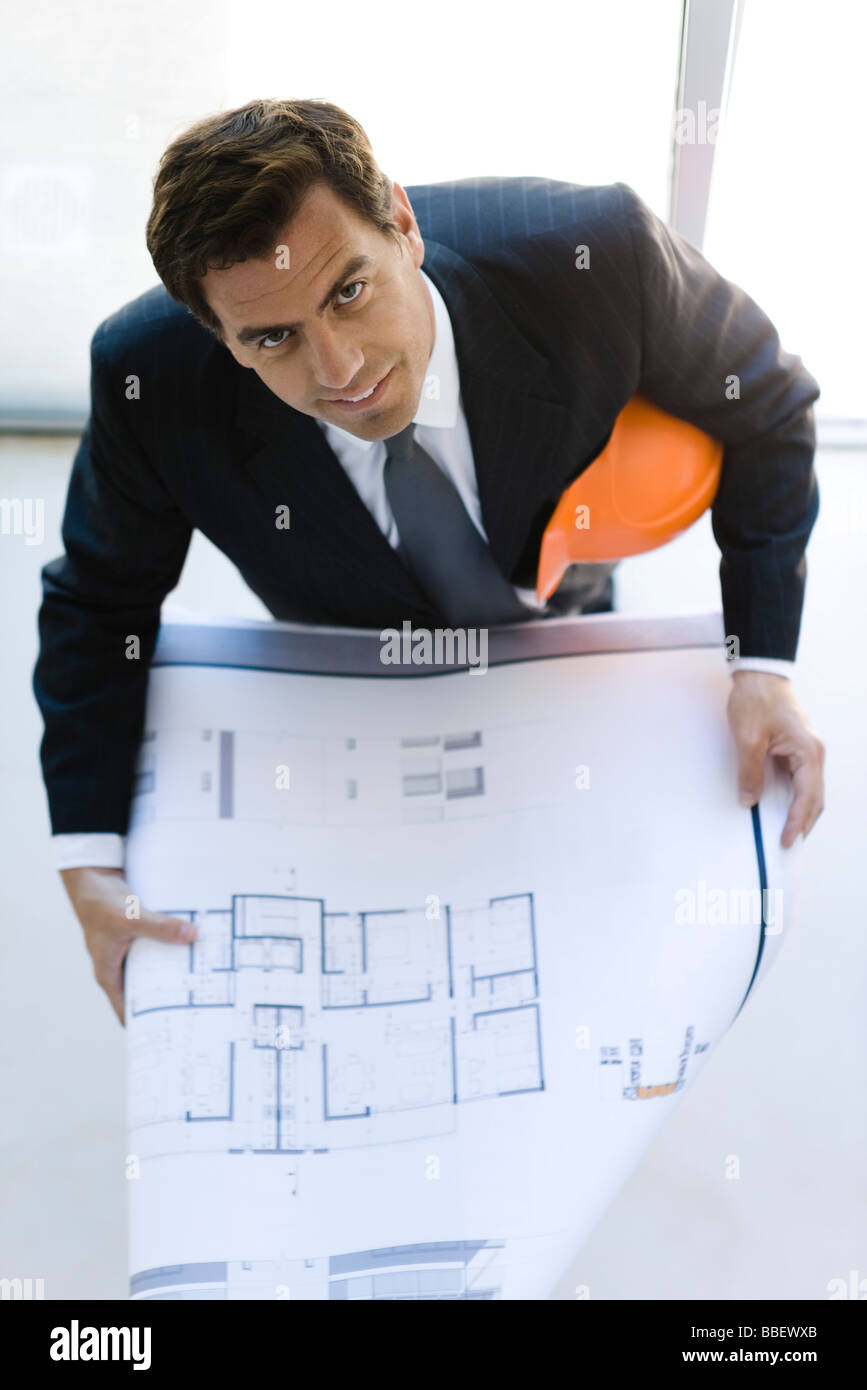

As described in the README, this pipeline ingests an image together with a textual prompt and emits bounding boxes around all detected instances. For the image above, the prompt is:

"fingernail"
[739,793,755,807]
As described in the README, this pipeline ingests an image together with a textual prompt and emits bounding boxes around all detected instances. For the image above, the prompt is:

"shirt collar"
[317,267,459,452]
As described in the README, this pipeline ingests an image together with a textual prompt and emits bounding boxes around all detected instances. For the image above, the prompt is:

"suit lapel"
[422,240,575,581]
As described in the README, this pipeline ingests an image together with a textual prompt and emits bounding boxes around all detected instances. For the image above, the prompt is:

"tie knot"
[384,422,417,466]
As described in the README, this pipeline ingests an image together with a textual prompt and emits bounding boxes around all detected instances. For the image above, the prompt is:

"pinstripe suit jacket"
[33,177,820,834]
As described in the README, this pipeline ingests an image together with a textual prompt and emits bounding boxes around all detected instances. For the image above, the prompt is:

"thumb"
[130,905,198,944]
[736,735,768,807]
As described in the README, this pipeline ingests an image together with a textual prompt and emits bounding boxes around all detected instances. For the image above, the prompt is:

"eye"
[255,280,366,350]
[335,279,366,305]
[258,328,292,350]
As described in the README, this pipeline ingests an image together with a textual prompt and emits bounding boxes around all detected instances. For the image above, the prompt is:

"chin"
[319,374,416,439]
[360,400,415,441]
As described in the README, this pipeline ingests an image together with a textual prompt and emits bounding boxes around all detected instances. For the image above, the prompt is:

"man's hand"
[727,670,825,848]
[59,867,197,1025]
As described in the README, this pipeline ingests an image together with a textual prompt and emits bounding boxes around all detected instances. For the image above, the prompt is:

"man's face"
[202,181,435,441]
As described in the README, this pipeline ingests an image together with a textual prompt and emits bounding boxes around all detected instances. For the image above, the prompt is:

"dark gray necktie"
[383,424,533,626]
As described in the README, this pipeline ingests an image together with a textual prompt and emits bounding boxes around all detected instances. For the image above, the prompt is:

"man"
[33,98,825,1023]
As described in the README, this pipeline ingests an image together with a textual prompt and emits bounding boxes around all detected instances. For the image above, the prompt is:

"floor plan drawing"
[124,614,794,1299]
[130,1240,509,1301]
[128,891,542,1160]
[131,725,492,829]
[598,1028,713,1101]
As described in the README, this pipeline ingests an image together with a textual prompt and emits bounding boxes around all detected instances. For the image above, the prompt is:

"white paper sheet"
[124,612,795,1300]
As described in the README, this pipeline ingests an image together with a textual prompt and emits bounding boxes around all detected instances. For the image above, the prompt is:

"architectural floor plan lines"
[125,618,794,1298]
[132,723,495,830]
[598,1026,713,1101]
[127,890,542,1159]
[130,1239,509,1300]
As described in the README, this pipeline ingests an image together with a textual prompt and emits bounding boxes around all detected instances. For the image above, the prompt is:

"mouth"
[324,367,393,413]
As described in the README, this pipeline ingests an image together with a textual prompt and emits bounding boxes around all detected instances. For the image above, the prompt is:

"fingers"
[107,883,198,945]
[65,869,198,1023]
[728,678,826,842]
[91,911,194,1024]
[780,757,825,848]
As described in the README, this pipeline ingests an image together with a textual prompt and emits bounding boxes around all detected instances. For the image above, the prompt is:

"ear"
[390,180,425,268]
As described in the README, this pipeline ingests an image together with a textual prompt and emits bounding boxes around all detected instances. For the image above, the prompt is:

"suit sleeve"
[32,331,192,835]
[619,183,820,661]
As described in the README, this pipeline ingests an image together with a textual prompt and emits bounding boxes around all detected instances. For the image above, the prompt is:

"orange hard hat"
[536,394,724,603]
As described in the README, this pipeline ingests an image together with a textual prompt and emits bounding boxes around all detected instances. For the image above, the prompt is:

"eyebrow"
[235,254,374,345]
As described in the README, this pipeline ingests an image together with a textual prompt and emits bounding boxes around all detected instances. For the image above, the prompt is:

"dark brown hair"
[145,98,400,339]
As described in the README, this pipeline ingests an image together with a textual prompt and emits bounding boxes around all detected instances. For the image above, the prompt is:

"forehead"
[203,183,381,335]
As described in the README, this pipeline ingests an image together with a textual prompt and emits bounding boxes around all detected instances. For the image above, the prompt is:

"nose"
[306,324,364,394]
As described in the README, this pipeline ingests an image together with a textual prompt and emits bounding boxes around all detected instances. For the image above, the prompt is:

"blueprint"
[124,611,796,1299]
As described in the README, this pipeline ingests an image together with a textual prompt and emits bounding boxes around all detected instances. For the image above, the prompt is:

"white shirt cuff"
[727,656,795,680]
[52,833,126,871]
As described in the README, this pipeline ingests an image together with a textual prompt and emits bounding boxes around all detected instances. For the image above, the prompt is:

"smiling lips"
[340,381,379,403]
[326,367,393,411]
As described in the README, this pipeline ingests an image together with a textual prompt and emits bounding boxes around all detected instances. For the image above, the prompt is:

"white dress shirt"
[51,267,793,871]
